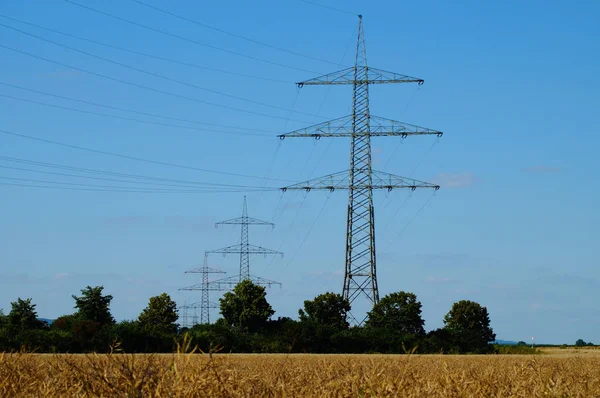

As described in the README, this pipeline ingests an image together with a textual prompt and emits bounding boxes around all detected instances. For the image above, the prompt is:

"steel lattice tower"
[207,196,283,288]
[179,254,225,325]
[279,16,443,324]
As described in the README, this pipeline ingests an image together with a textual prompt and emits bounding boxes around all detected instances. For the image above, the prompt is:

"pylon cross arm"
[179,284,225,292]
[210,274,282,288]
[278,115,442,139]
[216,217,274,226]
[296,67,423,86]
[181,301,220,309]
[206,243,283,256]
[280,170,440,192]
[184,267,226,274]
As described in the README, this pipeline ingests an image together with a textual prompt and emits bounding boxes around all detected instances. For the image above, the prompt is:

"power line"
[0,175,272,193]
[0,14,291,85]
[0,181,266,194]
[262,193,308,274]
[0,82,276,134]
[301,26,357,179]
[277,194,331,274]
[0,23,323,120]
[62,0,321,74]
[128,0,346,68]
[381,192,412,230]
[0,93,273,138]
[0,127,292,182]
[0,44,316,124]
[298,0,359,16]
[0,164,274,190]
[381,192,436,253]
[0,155,270,188]
[382,85,422,169]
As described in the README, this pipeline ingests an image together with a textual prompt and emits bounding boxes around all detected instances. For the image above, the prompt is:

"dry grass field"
[1,349,600,397]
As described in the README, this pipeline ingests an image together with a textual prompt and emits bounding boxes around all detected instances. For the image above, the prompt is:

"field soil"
[1,351,600,397]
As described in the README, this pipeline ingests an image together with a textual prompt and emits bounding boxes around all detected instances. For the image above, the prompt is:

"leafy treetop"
[72,286,115,327]
[219,279,274,333]
[299,292,350,331]
[8,298,46,330]
[365,291,425,336]
[138,293,178,335]
[444,300,496,346]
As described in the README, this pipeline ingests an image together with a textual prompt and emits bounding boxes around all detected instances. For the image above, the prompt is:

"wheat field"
[1,349,600,397]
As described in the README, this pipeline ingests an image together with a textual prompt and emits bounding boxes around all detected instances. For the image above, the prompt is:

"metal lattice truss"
[206,244,283,257]
[278,16,443,325]
[297,67,423,86]
[179,259,226,325]
[216,217,274,228]
[209,274,282,289]
[183,266,226,275]
[281,170,440,192]
[180,301,220,310]
[180,283,228,292]
[207,196,282,287]
[278,115,443,139]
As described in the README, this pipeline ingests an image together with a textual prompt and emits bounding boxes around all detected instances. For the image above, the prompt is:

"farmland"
[1,350,599,397]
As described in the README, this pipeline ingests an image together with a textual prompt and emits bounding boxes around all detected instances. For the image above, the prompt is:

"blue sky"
[0,0,598,344]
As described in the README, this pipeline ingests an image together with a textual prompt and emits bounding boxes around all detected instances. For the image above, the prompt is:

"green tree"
[72,286,115,327]
[298,292,350,331]
[8,298,46,330]
[575,339,587,347]
[0,309,6,327]
[219,280,274,333]
[138,293,178,335]
[443,300,496,353]
[365,291,425,336]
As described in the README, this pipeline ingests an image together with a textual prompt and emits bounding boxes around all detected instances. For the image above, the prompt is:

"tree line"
[0,280,500,354]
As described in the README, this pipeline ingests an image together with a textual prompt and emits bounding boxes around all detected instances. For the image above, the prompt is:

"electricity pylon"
[207,196,282,288]
[278,16,443,324]
[179,254,225,325]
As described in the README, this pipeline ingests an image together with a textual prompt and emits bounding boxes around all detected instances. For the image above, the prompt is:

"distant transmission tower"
[278,16,443,324]
[207,196,283,288]
[179,254,226,325]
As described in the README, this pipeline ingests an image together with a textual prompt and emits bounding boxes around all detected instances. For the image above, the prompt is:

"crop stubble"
[1,351,599,397]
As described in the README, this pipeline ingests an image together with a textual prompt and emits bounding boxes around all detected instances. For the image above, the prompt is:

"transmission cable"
[262,193,308,273]
[381,191,436,253]
[0,164,275,190]
[0,44,315,124]
[62,0,321,74]
[276,194,332,274]
[0,181,265,194]
[0,93,272,138]
[0,176,271,193]
[0,155,278,188]
[381,191,412,230]
[298,0,359,17]
[0,24,324,120]
[0,14,291,85]
[0,82,276,134]
[302,25,357,180]
[382,85,421,169]
[0,127,292,182]
[129,0,347,68]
